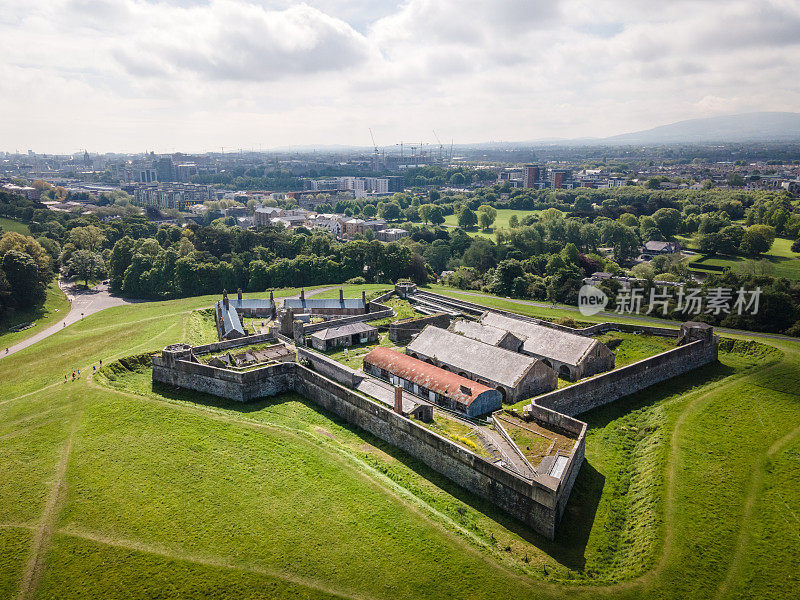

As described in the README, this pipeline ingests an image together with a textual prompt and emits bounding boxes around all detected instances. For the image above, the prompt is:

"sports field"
[1,285,799,599]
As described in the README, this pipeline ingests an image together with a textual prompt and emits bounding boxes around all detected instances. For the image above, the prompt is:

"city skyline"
[1,0,799,153]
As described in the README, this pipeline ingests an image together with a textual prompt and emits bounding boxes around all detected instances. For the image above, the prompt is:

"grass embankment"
[0,277,70,349]
[0,216,31,235]
[1,287,799,599]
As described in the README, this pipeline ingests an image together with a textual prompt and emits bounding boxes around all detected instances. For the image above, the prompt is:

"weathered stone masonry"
[152,345,586,540]
[152,320,717,540]
[529,332,718,417]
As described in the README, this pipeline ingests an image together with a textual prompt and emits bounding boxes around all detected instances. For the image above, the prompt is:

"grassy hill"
[1,286,798,598]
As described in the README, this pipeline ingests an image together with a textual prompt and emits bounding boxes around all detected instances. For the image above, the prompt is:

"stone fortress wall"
[152,339,586,540]
[529,336,718,417]
[152,287,718,540]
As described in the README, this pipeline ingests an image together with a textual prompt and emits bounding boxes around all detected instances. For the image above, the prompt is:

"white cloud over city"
[0,0,798,152]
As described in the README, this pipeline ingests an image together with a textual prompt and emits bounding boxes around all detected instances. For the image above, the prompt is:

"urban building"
[523,164,543,188]
[642,240,681,255]
[376,228,410,242]
[254,206,285,226]
[131,183,214,211]
[549,169,572,189]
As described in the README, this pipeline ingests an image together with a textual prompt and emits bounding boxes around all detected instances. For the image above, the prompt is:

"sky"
[1,0,798,154]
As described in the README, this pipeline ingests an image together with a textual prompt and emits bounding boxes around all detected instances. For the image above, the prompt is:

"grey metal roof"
[450,320,509,346]
[480,312,596,367]
[405,326,539,388]
[230,299,273,309]
[310,321,377,341]
[216,301,245,337]
[283,298,365,310]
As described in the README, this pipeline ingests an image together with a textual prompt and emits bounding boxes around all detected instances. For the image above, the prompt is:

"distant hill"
[604,112,800,144]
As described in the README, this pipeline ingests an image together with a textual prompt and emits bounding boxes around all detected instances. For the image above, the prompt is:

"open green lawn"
[1,286,799,599]
[596,332,677,368]
[0,216,31,235]
[414,209,553,238]
[0,278,70,349]
[686,236,800,280]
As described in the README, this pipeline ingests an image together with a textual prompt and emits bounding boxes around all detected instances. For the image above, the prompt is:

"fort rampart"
[151,346,586,540]
[388,312,451,342]
[529,337,718,417]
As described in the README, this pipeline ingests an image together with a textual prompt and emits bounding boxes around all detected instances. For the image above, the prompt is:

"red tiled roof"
[363,346,495,406]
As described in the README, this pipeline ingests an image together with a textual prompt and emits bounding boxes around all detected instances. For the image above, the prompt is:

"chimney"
[339,288,344,303]
[394,386,404,415]
[269,290,274,303]
[237,288,242,301]
[300,289,305,302]
[363,290,368,313]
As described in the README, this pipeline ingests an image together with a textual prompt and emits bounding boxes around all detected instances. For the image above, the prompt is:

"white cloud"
[111,1,372,81]
[0,0,798,152]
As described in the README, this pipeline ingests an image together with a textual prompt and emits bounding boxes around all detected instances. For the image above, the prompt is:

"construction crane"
[433,130,444,163]
[369,128,380,171]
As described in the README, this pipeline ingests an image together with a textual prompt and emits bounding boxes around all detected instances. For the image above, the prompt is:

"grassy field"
[596,332,676,367]
[1,286,799,598]
[0,216,31,235]
[0,278,70,349]
[435,208,552,238]
[686,236,800,280]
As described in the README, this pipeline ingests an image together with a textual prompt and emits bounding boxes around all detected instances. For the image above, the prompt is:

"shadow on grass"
[133,357,739,573]
[148,378,599,570]
[580,359,738,431]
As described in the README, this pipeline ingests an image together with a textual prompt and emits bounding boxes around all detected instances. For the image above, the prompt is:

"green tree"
[378,202,401,221]
[67,250,105,287]
[2,250,45,307]
[69,225,106,251]
[428,206,445,226]
[508,214,519,228]
[653,208,682,237]
[478,205,497,230]
[739,224,775,256]
[457,206,477,229]
[418,204,434,224]
[449,172,466,185]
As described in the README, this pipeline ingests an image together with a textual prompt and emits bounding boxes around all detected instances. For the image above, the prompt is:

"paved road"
[1,277,134,359]
[440,289,799,343]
